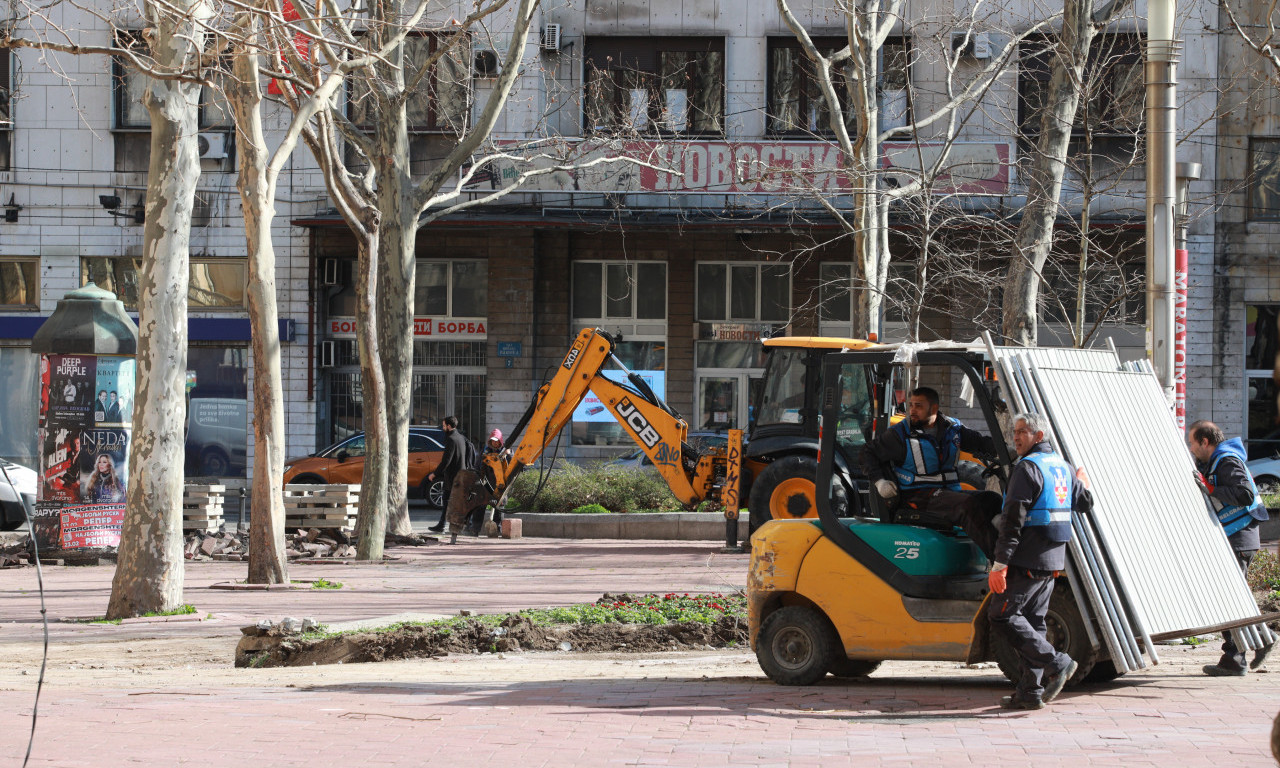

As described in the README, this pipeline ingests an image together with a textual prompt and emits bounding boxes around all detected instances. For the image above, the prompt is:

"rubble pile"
[183,528,359,562]
[0,538,33,567]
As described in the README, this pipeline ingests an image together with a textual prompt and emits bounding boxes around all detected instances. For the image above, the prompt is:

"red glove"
[988,566,1007,594]
[1194,471,1214,494]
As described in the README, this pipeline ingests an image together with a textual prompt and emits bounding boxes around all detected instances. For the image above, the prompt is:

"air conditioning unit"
[320,340,336,368]
[197,132,228,160]
[541,23,561,52]
[951,31,992,59]
[322,257,340,286]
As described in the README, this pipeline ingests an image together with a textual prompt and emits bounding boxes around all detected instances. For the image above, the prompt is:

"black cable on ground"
[2,463,48,768]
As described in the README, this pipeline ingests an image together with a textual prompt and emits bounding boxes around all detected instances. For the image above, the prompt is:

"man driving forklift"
[859,386,1002,559]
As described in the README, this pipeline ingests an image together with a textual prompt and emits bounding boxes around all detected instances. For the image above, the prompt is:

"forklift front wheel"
[828,657,883,679]
[756,605,837,686]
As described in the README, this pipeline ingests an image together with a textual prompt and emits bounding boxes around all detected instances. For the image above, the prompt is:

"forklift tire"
[827,657,882,679]
[756,605,838,686]
[1082,659,1126,684]
[990,583,1098,689]
[747,455,848,533]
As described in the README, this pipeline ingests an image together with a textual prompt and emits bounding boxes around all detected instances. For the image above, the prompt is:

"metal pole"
[1145,19,1180,403]
[1173,162,1201,430]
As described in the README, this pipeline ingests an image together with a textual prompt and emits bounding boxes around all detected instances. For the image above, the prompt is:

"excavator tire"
[989,582,1098,689]
[756,605,838,686]
[747,455,848,534]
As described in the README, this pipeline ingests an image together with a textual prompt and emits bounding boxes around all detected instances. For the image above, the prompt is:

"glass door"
[696,372,755,432]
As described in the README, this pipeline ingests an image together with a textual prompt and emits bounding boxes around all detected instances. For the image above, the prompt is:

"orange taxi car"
[283,426,450,507]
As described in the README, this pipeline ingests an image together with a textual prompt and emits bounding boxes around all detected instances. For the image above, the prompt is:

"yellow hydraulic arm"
[485,327,736,507]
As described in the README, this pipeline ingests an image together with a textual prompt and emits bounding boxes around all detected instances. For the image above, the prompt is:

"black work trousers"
[1219,549,1257,671]
[433,473,456,527]
[897,489,1001,561]
[988,569,1072,701]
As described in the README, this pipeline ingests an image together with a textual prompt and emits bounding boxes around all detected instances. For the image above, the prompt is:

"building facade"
[0,0,1254,483]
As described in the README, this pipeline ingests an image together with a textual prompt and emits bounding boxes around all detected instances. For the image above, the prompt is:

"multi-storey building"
[0,0,1248,487]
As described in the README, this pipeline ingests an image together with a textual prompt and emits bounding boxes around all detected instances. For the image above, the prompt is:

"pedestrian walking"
[427,416,468,534]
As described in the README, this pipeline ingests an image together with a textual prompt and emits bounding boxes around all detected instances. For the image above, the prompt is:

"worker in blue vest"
[860,386,1002,559]
[1187,419,1273,676]
[988,412,1092,710]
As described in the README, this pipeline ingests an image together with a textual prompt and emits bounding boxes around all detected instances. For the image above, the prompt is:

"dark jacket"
[438,429,468,479]
[859,413,996,487]
[1196,438,1267,552]
[994,441,1092,571]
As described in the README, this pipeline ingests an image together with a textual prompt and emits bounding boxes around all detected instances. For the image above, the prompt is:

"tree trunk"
[107,9,207,619]
[1001,0,1093,346]
[356,224,390,560]
[230,32,288,584]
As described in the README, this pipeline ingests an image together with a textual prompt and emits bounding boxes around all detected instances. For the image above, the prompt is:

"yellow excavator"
[483,326,879,530]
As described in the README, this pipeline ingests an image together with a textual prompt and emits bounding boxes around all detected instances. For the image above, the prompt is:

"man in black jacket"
[427,416,468,533]
[860,386,1002,559]
[987,411,1092,710]
[1188,419,1273,675]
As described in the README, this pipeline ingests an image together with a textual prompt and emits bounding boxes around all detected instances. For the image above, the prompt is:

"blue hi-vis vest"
[1019,451,1074,543]
[892,417,962,491]
[1206,449,1266,537]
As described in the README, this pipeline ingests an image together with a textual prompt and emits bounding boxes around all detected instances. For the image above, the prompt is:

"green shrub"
[504,462,682,514]
[570,503,611,514]
[1249,549,1280,592]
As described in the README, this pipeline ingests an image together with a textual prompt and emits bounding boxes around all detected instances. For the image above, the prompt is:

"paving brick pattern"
[0,539,1276,767]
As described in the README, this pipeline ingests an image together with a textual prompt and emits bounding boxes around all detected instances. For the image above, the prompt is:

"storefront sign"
[469,140,1013,197]
[700,323,782,342]
[328,317,488,340]
[574,370,666,424]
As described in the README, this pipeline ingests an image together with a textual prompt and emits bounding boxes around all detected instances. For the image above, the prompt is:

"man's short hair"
[1188,420,1223,446]
[910,387,940,408]
[1014,412,1050,435]
[443,415,459,429]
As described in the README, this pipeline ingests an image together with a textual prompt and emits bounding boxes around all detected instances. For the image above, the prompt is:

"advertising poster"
[93,357,135,426]
[59,503,125,549]
[572,371,666,423]
[34,354,134,551]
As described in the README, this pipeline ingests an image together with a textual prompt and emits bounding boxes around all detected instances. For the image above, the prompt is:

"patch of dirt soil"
[239,614,748,668]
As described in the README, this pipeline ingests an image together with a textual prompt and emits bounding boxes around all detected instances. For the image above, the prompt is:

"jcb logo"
[615,397,661,448]
[563,348,580,370]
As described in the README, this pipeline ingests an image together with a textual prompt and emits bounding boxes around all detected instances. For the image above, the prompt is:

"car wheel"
[747,455,848,534]
[0,502,25,532]
[989,581,1098,688]
[427,479,446,509]
[1255,475,1280,497]
[286,473,326,486]
[756,605,838,686]
[200,448,231,477]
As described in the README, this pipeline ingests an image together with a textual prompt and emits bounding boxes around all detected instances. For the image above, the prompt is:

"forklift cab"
[813,348,1014,599]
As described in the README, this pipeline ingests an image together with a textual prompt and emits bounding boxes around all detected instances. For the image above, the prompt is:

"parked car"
[1246,453,1280,496]
[607,431,731,472]
[283,427,450,508]
[0,458,36,531]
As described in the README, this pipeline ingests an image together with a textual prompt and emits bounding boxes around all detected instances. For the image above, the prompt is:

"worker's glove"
[1193,471,1213,495]
[988,564,1008,594]
[874,480,898,499]
[1075,467,1090,491]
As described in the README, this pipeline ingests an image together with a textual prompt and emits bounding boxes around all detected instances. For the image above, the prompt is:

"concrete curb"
[505,512,749,541]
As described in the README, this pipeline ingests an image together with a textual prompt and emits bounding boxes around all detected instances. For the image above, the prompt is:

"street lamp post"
[1146,0,1180,404]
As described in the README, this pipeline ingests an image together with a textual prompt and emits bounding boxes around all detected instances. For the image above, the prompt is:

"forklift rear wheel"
[827,657,882,679]
[747,456,848,533]
[1082,659,1125,684]
[990,584,1098,688]
[756,605,837,686]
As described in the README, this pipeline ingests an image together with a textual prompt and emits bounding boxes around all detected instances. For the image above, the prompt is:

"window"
[81,257,248,309]
[184,345,249,477]
[1018,33,1143,140]
[767,37,910,136]
[0,258,38,308]
[348,34,470,134]
[572,262,667,320]
[1250,138,1280,221]
[697,263,790,322]
[1246,305,1280,459]
[570,340,666,447]
[584,37,724,135]
[0,346,39,469]
[1039,258,1145,326]
[413,260,487,317]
